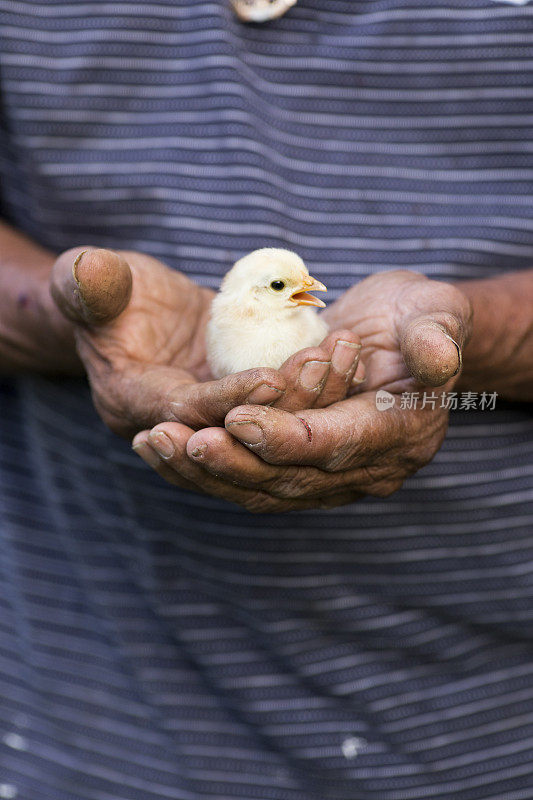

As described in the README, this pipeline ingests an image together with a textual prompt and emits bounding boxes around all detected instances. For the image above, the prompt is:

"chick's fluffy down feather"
[206,248,329,379]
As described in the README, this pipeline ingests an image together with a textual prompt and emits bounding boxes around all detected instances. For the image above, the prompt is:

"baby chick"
[231,0,297,23]
[206,248,328,378]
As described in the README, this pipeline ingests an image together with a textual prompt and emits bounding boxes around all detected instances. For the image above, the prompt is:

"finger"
[89,362,287,438]
[188,425,309,492]
[348,358,367,395]
[186,426,368,500]
[169,367,286,428]
[51,247,133,325]
[314,331,362,408]
[398,284,472,386]
[188,425,290,487]
[225,393,401,471]
[135,428,365,509]
[133,423,311,513]
[132,434,210,495]
[276,345,331,412]
[275,329,361,411]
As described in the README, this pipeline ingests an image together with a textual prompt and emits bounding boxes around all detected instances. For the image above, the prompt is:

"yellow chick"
[206,248,328,378]
[231,0,298,23]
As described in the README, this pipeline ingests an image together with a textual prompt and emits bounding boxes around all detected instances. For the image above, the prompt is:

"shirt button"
[231,0,297,23]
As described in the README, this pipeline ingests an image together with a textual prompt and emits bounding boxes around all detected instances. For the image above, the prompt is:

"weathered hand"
[321,269,471,394]
[133,271,471,512]
[50,247,360,442]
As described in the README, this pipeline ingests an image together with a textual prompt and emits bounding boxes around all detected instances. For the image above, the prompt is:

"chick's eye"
[270,280,285,291]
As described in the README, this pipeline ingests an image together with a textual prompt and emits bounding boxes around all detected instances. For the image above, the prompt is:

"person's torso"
[1,3,533,799]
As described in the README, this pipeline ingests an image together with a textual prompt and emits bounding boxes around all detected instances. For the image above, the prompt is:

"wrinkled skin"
[51,248,472,513]
[133,271,472,513]
[50,246,361,436]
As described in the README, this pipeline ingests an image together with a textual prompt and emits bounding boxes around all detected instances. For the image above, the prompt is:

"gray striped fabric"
[1,2,533,799]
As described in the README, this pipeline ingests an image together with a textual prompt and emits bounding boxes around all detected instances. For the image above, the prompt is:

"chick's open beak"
[290,276,327,308]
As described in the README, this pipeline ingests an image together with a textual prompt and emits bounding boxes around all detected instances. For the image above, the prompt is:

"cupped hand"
[134,270,472,512]
[50,247,359,440]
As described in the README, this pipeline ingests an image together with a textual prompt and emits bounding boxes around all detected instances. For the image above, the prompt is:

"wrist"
[0,223,82,375]
[454,271,533,399]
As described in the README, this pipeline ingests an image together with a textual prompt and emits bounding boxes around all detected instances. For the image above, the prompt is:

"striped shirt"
[1,1,532,799]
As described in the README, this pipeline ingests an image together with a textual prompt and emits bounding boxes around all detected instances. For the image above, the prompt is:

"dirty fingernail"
[72,249,89,276]
[246,384,284,405]
[332,339,361,373]
[190,443,208,459]
[299,360,330,390]
[149,431,175,459]
[132,442,161,470]
[227,421,263,445]
[442,332,463,374]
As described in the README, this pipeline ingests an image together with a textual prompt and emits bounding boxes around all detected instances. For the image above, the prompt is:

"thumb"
[50,247,133,326]
[399,293,472,387]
